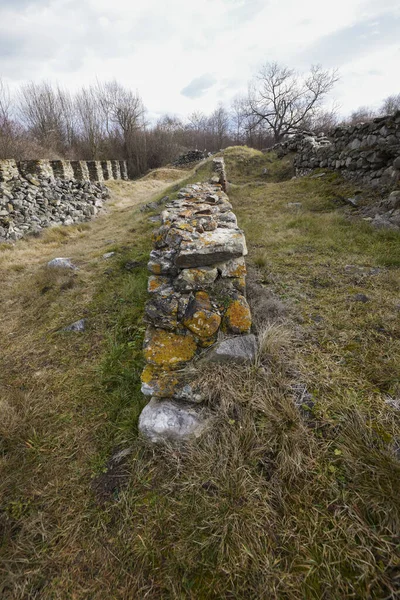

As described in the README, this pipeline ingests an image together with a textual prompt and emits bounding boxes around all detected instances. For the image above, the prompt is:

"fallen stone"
[63,318,86,332]
[203,334,257,365]
[138,398,211,442]
[47,257,77,269]
[103,251,115,259]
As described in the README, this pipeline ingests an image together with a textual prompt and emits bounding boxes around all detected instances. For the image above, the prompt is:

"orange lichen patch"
[183,309,221,338]
[152,230,166,247]
[144,328,197,368]
[224,295,252,334]
[232,276,246,294]
[147,276,170,293]
[141,364,180,397]
[223,259,247,278]
[148,261,162,275]
[197,333,218,348]
[178,267,218,289]
[195,291,212,310]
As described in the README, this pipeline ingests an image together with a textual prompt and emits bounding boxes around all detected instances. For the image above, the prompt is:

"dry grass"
[141,167,188,181]
[1,153,400,599]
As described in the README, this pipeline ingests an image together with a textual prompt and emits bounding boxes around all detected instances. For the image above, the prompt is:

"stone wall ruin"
[138,158,256,442]
[0,158,128,241]
[274,111,400,189]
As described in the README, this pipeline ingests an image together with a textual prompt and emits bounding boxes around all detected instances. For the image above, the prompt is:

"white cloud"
[0,0,399,119]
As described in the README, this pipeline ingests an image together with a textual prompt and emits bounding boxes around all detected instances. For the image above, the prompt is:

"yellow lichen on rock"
[141,364,180,397]
[224,295,252,334]
[144,327,197,368]
[183,309,221,338]
[148,276,170,293]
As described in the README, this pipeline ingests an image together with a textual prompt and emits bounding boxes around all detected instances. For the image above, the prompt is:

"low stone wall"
[138,159,255,442]
[0,158,128,241]
[274,112,400,189]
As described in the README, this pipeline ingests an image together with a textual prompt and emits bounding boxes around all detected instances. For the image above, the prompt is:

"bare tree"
[187,111,208,149]
[247,62,339,142]
[380,93,400,116]
[18,81,67,154]
[208,105,230,149]
[345,106,376,125]
[74,86,106,159]
[230,96,247,144]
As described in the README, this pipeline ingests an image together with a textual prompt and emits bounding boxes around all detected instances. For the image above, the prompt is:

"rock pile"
[274,112,400,189]
[138,159,255,442]
[173,149,206,166]
[0,158,128,241]
[0,175,110,241]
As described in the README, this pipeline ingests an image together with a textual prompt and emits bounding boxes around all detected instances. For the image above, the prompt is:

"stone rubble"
[0,158,128,242]
[273,111,400,229]
[173,150,207,166]
[138,158,254,442]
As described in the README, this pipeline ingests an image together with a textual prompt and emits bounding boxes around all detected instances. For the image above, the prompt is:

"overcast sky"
[0,0,399,120]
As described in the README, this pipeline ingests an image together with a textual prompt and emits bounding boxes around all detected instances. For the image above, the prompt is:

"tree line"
[0,64,399,177]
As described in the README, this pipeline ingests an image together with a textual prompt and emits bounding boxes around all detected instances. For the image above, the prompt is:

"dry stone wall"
[275,112,400,189]
[0,159,128,241]
[138,158,256,442]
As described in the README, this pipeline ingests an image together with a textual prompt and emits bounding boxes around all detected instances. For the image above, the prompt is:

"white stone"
[138,398,212,442]
[47,257,77,269]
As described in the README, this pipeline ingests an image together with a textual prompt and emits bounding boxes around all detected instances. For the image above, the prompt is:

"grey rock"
[176,229,247,268]
[138,398,212,442]
[47,257,77,270]
[203,334,257,365]
[63,319,86,332]
[102,251,115,259]
[287,202,302,209]
[353,293,369,303]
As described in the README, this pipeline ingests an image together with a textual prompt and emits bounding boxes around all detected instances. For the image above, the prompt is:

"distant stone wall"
[138,158,256,442]
[275,112,400,189]
[0,158,128,241]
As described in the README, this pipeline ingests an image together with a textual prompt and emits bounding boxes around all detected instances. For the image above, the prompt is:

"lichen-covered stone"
[217,257,247,278]
[147,249,177,276]
[183,291,221,338]
[176,229,248,268]
[145,294,179,330]
[174,267,218,291]
[143,327,197,368]
[147,275,171,294]
[224,295,252,334]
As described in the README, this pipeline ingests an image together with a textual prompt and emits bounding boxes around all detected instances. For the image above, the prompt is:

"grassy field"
[1,151,399,599]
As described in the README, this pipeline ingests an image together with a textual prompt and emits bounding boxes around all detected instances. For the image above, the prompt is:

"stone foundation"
[138,158,255,442]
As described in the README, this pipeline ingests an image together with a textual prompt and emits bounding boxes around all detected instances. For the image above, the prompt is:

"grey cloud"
[181,74,217,98]
[298,12,400,68]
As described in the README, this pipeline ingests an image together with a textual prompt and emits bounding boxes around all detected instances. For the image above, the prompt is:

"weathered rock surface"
[47,257,77,270]
[139,398,211,442]
[63,318,86,332]
[203,334,257,364]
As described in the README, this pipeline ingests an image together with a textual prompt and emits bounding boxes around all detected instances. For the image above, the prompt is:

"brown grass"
[1,153,400,599]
